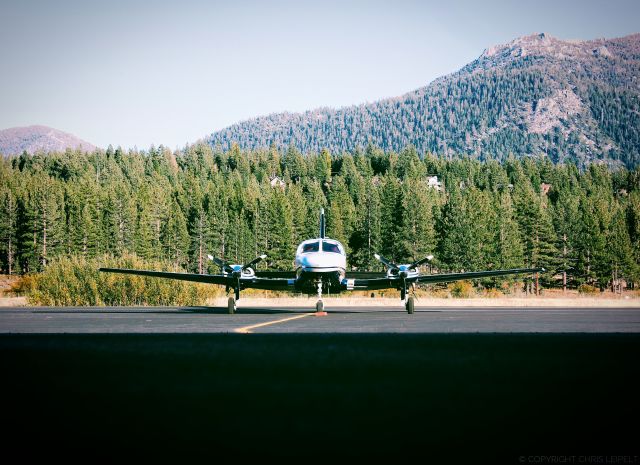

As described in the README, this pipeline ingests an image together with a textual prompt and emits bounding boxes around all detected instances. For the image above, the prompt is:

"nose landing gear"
[315,280,327,316]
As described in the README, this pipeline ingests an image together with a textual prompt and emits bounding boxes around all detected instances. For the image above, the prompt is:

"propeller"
[207,255,234,274]
[374,253,400,270]
[409,255,434,270]
[207,254,267,301]
[374,253,434,275]
[207,254,267,276]
[374,253,433,302]
[242,254,268,272]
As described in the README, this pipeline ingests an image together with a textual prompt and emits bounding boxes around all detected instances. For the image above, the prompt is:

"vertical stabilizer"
[319,208,326,238]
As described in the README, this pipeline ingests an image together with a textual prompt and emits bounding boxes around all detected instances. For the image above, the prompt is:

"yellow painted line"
[234,313,314,334]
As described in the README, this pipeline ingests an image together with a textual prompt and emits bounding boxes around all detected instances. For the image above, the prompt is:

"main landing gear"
[227,286,241,314]
[227,296,236,314]
[405,296,415,314]
[401,282,415,314]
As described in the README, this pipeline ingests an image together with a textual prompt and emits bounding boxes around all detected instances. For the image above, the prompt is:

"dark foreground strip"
[1,334,639,464]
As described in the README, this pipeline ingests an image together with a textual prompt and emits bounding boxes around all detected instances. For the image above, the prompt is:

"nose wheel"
[405,296,415,314]
[315,280,327,315]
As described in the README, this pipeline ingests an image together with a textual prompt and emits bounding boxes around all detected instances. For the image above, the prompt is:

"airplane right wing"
[342,267,544,291]
[415,267,544,285]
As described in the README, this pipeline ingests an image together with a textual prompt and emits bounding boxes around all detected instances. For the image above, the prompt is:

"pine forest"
[1,143,639,295]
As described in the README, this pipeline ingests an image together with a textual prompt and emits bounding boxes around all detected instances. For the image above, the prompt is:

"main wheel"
[315,301,324,312]
[406,296,415,314]
[227,297,236,315]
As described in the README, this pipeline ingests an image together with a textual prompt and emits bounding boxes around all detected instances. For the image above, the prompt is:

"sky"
[1,0,638,150]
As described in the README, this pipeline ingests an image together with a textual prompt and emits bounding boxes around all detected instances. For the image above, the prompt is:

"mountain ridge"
[0,125,97,156]
[206,32,640,168]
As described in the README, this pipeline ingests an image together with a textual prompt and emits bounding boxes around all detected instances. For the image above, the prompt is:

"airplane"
[100,208,544,314]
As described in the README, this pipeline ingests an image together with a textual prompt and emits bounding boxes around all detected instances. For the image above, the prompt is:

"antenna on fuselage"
[319,208,326,239]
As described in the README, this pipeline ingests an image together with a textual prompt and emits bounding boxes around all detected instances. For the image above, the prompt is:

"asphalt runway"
[1,305,639,333]
[2,306,639,462]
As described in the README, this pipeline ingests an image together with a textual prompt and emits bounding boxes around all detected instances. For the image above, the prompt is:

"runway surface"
[1,304,639,333]
[2,306,639,462]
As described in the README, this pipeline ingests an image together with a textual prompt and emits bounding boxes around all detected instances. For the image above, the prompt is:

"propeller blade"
[242,254,267,271]
[409,255,434,270]
[374,253,399,270]
[210,256,234,274]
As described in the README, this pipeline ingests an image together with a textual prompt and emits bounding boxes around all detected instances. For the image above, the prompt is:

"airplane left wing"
[99,268,295,291]
[99,268,231,286]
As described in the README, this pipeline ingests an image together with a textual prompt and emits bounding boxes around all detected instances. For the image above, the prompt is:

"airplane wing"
[99,268,231,285]
[414,267,544,285]
[255,271,297,279]
[99,268,295,291]
[343,267,543,291]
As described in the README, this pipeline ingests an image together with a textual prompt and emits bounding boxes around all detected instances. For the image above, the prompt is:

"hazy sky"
[1,0,638,150]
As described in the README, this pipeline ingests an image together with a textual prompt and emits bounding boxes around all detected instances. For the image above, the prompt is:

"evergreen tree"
[513,182,558,286]
[0,183,18,273]
[397,177,436,263]
[492,191,525,270]
[266,189,295,269]
[162,198,190,269]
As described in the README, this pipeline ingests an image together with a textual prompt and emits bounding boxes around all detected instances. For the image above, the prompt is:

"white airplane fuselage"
[294,237,346,293]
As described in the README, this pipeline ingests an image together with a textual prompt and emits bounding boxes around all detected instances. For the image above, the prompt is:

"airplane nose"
[299,253,341,269]
[300,254,322,268]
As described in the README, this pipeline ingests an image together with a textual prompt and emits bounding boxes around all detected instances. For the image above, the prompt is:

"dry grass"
[206,293,640,308]
[1,271,638,308]
[0,296,27,307]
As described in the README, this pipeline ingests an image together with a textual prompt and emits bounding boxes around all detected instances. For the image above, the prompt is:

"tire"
[406,296,415,314]
[315,301,324,312]
[227,297,236,315]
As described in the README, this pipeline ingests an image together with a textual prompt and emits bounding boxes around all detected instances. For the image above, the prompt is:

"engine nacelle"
[223,265,256,278]
[386,265,419,280]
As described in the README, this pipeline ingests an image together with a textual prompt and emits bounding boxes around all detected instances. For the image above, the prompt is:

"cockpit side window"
[302,242,320,253]
[322,242,341,253]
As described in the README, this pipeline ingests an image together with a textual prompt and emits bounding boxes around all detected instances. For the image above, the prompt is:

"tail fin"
[319,208,326,238]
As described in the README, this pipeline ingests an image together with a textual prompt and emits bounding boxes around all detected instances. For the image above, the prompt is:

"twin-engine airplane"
[100,209,543,314]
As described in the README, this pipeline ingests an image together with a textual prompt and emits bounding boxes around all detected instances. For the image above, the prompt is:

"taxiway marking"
[234,313,314,333]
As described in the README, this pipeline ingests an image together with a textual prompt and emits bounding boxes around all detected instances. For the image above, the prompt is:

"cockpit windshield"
[301,242,320,253]
[322,242,341,254]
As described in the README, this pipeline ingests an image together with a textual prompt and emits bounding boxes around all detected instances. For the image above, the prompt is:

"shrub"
[8,275,35,296]
[482,288,504,298]
[28,254,219,306]
[578,284,599,295]
[449,280,475,298]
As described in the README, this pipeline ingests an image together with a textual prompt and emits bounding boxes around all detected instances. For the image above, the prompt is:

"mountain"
[207,33,640,168]
[0,125,97,156]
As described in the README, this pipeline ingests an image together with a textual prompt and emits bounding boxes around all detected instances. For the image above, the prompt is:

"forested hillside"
[1,144,639,292]
[208,33,640,168]
[0,125,96,156]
